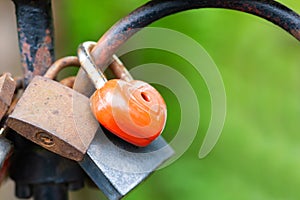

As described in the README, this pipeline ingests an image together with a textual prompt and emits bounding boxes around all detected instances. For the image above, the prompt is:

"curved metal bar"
[90,0,300,69]
[45,56,80,80]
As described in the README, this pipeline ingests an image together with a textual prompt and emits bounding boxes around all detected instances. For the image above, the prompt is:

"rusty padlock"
[0,73,17,121]
[0,128,13,184]
[7,60,98,161]
[0,73,17,184]
[73,42,173,200]
[78,41,167,147]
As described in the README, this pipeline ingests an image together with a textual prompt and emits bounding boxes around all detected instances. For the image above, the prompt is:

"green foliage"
[61,1,300,199]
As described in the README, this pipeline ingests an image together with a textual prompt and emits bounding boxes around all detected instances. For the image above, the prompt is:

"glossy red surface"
[90,79,167,147]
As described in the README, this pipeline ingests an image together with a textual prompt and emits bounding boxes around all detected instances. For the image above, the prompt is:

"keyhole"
[141,92,151,102]
[36,132,55,147]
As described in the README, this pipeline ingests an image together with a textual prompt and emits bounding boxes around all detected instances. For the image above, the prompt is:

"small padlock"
[80,127,174,200]
[78,41,167,147]
[7,60,99,161]
[0,81,18,184]
[0,73,17,121]
[73,44,173,200]
[0,134,13,184]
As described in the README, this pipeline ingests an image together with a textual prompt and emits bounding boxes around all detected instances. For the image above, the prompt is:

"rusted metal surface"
[45,56,80,88]
[13,0,55,87]
[73,54,133,96]
[45,56,80,80]
[72,0,300,155]
[7,76,99,161]
[0,73,17,121]
[110,55,133,82]
[78,42,108,89]
[46,53,132,89]
[87,0,300,72]
[60,76,76,88]
[6,94,21,117]
[78,42,133,86]
[11,1,84,199]
[14,76,24,91]
[75,0,300,97]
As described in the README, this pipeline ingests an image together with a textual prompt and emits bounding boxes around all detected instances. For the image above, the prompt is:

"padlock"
[0,78,20,180]
[72,43,174,200]
[0,73,17,121]
[80,127,174,200]
[0,134,13,184]
[7,60,99,161]
[78,41,167,147]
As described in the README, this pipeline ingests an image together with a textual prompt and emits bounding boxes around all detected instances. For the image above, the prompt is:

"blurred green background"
[56,0,300,199]
[2,0,300,199]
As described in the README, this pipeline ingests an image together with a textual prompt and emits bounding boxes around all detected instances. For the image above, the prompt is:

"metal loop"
[89,0,300,72]
[77,42,108,89]
[46,54,133,85]
[78,41,134,89]
[59,76,76,88]
[44,56,80,80]
[110,55,133,82]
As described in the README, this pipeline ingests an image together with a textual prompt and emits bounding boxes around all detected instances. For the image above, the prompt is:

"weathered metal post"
[13,0,54,87]
[9,0,85,199]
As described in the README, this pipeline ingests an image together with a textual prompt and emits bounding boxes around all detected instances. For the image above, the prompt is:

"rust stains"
[19,29,53,86]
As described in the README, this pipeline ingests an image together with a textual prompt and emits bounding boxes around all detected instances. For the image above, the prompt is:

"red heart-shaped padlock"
[90,79,167,147]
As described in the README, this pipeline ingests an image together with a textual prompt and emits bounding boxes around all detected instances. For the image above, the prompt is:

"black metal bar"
[13,0,55,87]
[33,184,68,200]
[10,1,85,200]
[91,0,300,70]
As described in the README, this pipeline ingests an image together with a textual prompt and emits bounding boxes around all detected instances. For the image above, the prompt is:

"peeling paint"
[13,0,55,87]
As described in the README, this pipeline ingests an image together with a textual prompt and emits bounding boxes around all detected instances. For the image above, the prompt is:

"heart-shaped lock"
[91,79,167,147]
[78,41,167,147]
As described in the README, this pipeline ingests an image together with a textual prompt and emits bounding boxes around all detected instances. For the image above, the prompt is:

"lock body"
[73,58,174,199]
[80,127,174,200]
[91,79,167,147]
[0,73,17,120]
[78,42,167,147]
[7,76,98,161]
